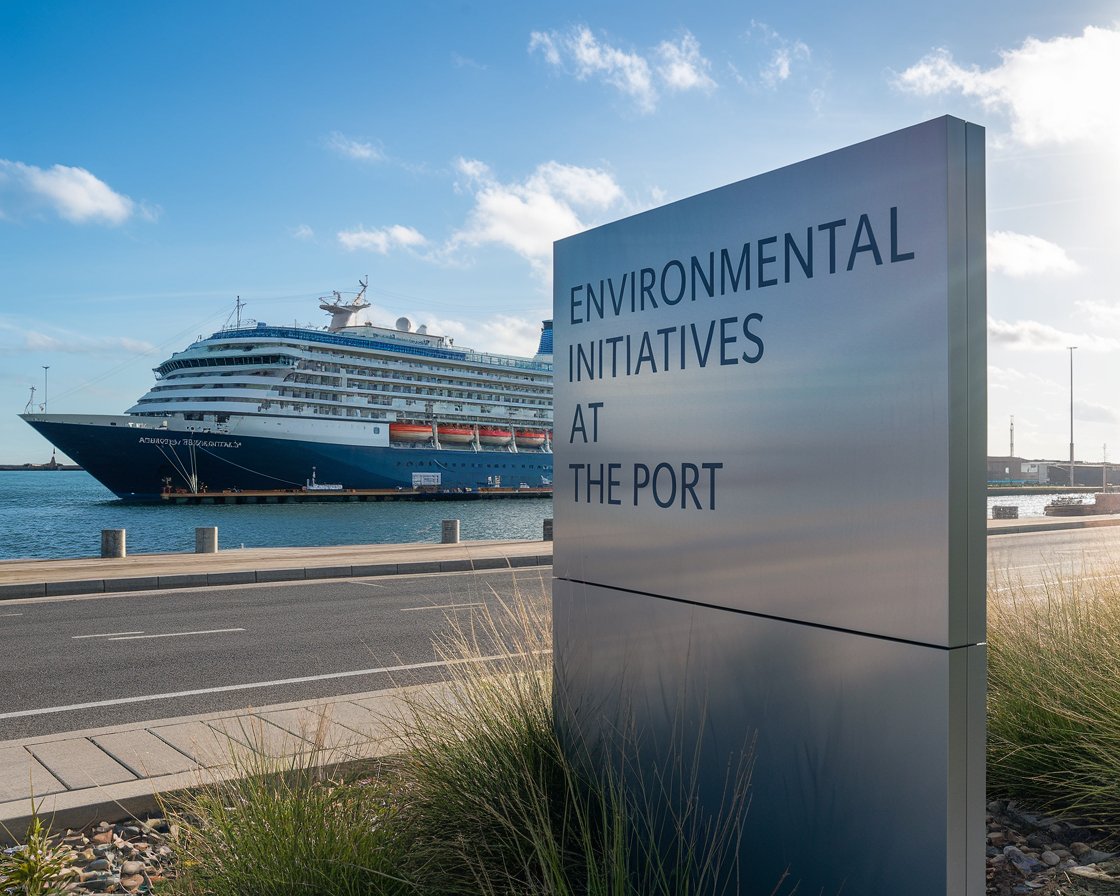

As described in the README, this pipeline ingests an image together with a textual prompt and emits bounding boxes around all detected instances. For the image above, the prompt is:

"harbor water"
[0,471,553,561]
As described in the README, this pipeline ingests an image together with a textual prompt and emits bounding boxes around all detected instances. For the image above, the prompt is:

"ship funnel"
[534,319,553,361]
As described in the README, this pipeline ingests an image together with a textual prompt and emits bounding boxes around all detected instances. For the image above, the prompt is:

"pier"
[160,486,553,505]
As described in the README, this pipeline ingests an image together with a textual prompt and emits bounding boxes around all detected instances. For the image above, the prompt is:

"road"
[988,525,1120,594]
[3,525,1118,743]
[0,567,551,741]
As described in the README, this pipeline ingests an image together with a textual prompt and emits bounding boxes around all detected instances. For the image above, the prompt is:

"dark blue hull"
[23,418,554,501]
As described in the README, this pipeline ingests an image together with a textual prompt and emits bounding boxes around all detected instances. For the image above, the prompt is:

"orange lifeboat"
[514,429,547,449]
[389,422,433,442]
[437,425,474,444]
[477,427,513,446]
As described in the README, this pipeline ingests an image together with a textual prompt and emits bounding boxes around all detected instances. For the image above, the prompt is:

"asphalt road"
[0,566,551,741]
[988,525,1120,592]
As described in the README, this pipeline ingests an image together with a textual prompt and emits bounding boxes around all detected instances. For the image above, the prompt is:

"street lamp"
[1068,346,1077,488]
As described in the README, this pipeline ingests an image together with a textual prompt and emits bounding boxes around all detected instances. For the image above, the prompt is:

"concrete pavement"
[0,683,444,843]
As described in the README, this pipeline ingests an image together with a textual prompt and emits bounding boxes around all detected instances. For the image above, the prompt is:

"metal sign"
[553,116,986,895]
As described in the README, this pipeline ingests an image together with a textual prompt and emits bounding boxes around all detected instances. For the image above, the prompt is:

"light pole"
[41,365,49,413]
[1068,346,1077,488]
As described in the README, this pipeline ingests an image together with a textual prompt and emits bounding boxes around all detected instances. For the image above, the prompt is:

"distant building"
[987,456,1115,487]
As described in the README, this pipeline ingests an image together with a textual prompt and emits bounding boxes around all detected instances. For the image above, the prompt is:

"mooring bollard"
[543,518,553,541]
[195,526,219,553]
[442,519,460,544]
[101,529,126,558]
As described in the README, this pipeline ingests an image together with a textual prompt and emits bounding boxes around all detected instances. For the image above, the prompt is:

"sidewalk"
[0,684,443,843]
[0,538,554,600]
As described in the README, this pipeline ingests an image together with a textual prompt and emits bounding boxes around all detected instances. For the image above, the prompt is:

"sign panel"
[554,116,985,649]
[553,116,986,895]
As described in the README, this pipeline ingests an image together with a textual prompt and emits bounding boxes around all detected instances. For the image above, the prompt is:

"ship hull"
[21,415,553,501]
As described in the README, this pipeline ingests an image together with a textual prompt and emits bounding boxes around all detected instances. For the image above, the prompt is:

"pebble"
[986,799,1118,895]
[3,815,178,894]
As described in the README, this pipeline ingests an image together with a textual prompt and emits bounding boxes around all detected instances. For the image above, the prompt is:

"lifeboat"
[437,425,474,444]
[477,427,513,446]
[389,422,433,443]
[514,429,547,449]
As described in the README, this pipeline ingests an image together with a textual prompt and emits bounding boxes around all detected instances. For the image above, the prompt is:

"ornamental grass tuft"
[988,560,1120,824]
[164,576,757,895]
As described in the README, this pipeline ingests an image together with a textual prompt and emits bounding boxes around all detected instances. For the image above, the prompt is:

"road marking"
[348,581,387,588]
[0,613,24,618]
[0,651,541,720]
[107,628,245,641]
[401,602,485,612]
[73,631,145,639]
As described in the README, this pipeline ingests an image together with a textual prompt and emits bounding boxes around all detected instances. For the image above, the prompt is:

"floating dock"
[160,486,553,505]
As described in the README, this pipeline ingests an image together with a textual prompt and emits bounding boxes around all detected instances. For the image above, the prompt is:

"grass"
[988,559,1120,825]
[162,582,758,896]
[0,802,77,896]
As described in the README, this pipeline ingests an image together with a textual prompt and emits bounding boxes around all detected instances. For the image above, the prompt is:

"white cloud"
[449,158,627,278]
[1076,300,1120,329]
[530,25,715,112]
[420,313,543,357]
[325,131,384,162]
[988,230,1081,278]
[292,224,315,241]
[337,224,427,253]
[895,26,1120,148]
[0,322,156,355]
[738,21,812,90]
[1075,398,1119,425]
[656,32,717,93]
[988,317,1120,352]
[0,159,142,224]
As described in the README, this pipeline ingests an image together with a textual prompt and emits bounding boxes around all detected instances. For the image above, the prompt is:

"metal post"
[195,526,218,553]
[1068,346,1077,487]
[101,529,126,558]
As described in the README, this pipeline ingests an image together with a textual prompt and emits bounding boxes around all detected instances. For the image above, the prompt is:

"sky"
[1,0,1118,465]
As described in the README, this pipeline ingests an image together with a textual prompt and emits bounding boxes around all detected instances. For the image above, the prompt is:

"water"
[0,471,553,561]
[987,493,1095,519]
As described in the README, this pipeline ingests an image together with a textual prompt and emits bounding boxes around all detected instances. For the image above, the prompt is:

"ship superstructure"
[21,282,554,500]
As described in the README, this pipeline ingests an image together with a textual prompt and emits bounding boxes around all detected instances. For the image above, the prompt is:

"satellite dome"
[396,317,413,332]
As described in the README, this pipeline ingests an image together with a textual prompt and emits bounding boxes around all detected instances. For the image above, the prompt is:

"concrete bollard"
[195,526,219,553]
[441,519,460,544]
[543,518,553,541]
[101,529,126,558]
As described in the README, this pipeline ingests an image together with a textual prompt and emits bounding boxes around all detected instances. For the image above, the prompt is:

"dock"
[160,486,553,505]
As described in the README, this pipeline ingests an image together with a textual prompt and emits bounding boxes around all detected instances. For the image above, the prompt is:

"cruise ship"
[21,282,554,500]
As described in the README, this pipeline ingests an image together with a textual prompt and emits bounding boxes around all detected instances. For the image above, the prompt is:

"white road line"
[348,581,387,588]
[0,651,539,720]
[0,613,24,618]
[73,631,145,639]
[107,628,245,641]
[401,602,485,612]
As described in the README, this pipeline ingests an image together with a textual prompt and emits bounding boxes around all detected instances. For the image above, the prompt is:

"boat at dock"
[20,280,554,501]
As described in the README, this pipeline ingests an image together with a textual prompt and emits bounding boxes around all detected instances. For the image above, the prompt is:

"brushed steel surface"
[553,116,985,649]
[554,580,985,896]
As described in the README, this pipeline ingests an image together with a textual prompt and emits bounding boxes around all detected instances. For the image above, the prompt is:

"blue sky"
[2,1,1118,464]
